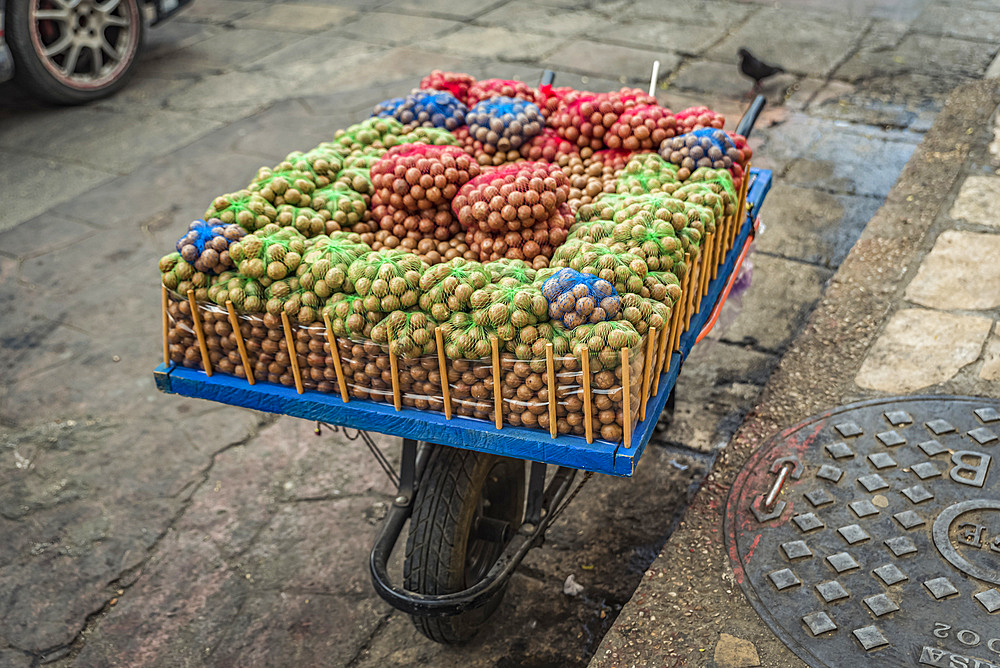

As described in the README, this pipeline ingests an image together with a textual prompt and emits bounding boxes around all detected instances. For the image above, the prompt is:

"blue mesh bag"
[175,218,246,274]
[541,267,620,329]
[373,90,467,130]
[466,96,544,152]
[659,128,737,178]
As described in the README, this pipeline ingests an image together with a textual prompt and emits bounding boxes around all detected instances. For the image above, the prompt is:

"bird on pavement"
[738,47,784,95]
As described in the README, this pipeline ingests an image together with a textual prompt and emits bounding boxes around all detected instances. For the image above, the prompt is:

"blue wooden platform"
[155,169,772,477]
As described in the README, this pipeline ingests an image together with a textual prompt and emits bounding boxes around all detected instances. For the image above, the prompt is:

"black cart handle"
[736,95,766,139]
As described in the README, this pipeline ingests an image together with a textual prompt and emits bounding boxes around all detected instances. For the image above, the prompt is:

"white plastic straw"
[649,60,660,97]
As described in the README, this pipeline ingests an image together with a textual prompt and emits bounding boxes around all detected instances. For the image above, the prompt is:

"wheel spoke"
[62,42,82,75]
[94,0,122,14]
[41,32,73,57]
[103,13,128,27]
[34,8,71,20]
[99,32,118,59]
[89,45,103,75]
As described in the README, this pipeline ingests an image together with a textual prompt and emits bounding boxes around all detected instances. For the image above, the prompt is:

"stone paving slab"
[949,174,1000,226]
[338,11,465,44]
[231,3,357,32]
[593,17,722,56]
[475,1,609,37]
[627,0,757,30]
[911,3,1000,42]
[904,229,1000,310]
[542,40,681,85]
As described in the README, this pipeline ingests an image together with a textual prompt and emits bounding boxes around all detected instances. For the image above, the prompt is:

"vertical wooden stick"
[640,327,655,422]
[322,312,349,403]
[386,320,401,411]
[684,251,699,328]
[545,342,557,439]
[226,301,255,385]
[622,348,632,449]
[187,289,213,377]
[653,325,669,394]
[280,311,303,394]
[490,336,502,430]
[435,327,452,419]
[162,285,170,367]
[581,346,593,444]
[732,162,751,251]
[698,232,713,306]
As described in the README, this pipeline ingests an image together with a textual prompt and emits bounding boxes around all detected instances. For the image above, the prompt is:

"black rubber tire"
[7,0,144,105]
[403,446,525,644]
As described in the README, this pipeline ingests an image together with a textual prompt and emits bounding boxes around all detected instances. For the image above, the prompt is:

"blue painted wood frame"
[154,169,772,477]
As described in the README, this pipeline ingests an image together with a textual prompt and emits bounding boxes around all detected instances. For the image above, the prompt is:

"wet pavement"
[1,0,998,666]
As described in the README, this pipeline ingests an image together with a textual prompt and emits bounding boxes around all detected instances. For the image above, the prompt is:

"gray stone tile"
[232,3,356,32]
[380,0,505,19]
[591,18,721,56]
[905,230,1000,310]
[720,254,832,352]
[837,33,995,83]
[338,11,464,45]
[173,0,268,23]
[951,175,1000,227]
[0,214,97,259]
[139,18,219,63]
[767,0,931,22]
[626,0,756,29]
[856,309,994,393]
[752,183,883,269]
[708,7,868,78]
[141,27,295,76]
[419,25,560,61]
[0,152,113,234]
[476,1,607,37]
[912,4,1000,42]
[542,40,681,84]
[669,59,796,100]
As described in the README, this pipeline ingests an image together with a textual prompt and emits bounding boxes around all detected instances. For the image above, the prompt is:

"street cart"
[153,73,772,643]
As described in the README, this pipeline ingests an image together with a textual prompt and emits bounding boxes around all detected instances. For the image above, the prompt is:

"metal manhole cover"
[725,396,1000,667]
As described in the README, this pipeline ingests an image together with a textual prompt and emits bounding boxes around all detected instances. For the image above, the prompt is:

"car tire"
[7,0,144,105]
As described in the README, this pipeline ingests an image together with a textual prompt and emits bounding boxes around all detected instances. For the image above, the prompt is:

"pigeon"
[738,48,784,93]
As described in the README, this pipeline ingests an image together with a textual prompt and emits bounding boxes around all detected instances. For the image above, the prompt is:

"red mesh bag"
[467,204,572,265]
[550,88,657,150]
[604,104,677,151]
[369,202,460,242]
[370,143,480,213]
[466,79,539,107]
[729,133,752,190]
[453,127,524,167]
[534,84,585,119]
[419,70,476,105]
[518,128,578,163]
[588,148,637,172]
[675,106,726,134]
[452,163,570,232]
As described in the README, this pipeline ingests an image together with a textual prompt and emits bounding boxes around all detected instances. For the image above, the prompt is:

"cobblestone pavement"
[0,0,997,666]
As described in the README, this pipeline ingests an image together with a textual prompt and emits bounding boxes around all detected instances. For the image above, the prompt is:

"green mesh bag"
[567,219,615,244]
[298,232,372,296]
[682,167,738,216]
[323,293,384,340]
[397,126,461,147]
[468,283,549,342]
[617,293,671,335]
[310,186,369,230]
[263,275,323,324]
[615,154,680,195]
[569,320,642,370]
[276,146,346,186]
[334,165,374,197]
[273,203,332,238]
[205,190,277,231]
[371,310,439,357]
[248,167,318,207]
[597,218,682,273]
[483,258,537,286]
[641,270,683,304]
[159,251,210,301]
[551,242,648,296]
[418,258,490,322]
[348,249,427,316]
[207,271,266,313]
[442,311,495,359]
[331,117,408,155]
[228,225,307,286]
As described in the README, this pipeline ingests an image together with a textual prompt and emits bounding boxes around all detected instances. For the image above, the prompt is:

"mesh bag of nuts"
[331,117,408,155]
[659,128,737,179]
[248,167,317,207]
[418,257,490,322]
[228,225,307,284]
[639,271,682,306]
[674,106,725,134]
[551,89,657,150]
[310,186,369,230]
[534,83,585,120]
[323,293,383,340]
[208,271,266,313]
[469,283,549,342]
[263,275,324,324]
[484,258,537,286]
[277,145,345,186]
[419,70,477,106]
[273,203,334,238]
[298,232,372,296]
[465,96,545,153]
[441,311,495,360]
[373,90,468,130]
[615,154,680,196]
[348,249,427,317]
[618,293,670,335]
[370,143,480,213]
[551,241,648,295]
[604,104,677,151]
[452,126,525,167]
[466,78,539,107]
[370,310,439,357]
[518,127,578,164]
[159,252,211,302]
[175,219,245,274]
[205,190,277,232]
[452,163,569,232]
[465,204,571,265]
[541,268,621,329]
[678,167,738,217]
[395,126,461,148]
